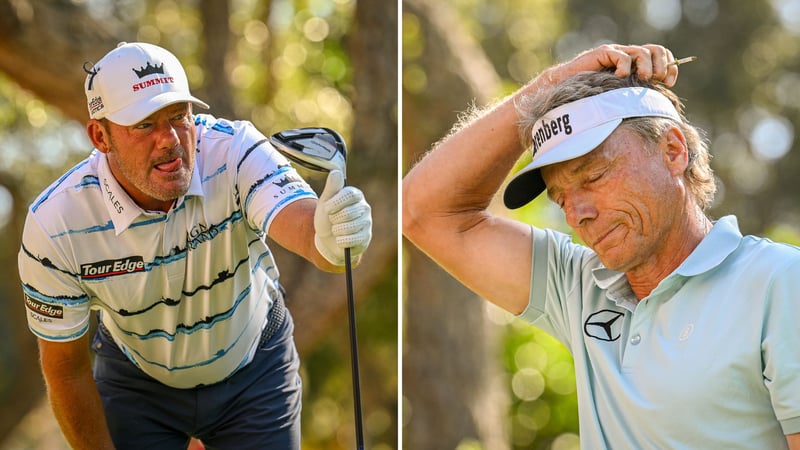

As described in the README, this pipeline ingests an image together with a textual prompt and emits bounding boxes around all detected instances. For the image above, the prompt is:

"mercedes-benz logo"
[584,309,625,341]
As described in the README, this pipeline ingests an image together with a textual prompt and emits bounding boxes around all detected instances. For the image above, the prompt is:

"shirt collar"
[184,157,204,198]
[674,215,742,276]
[97,151,204,235]
[97,152,144,235]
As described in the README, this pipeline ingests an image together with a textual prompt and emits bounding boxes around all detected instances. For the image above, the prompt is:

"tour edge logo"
[25,294,64,320]
[81,256,145,279]
[532,113,572,156]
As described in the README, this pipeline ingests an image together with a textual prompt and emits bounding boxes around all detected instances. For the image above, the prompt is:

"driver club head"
[269,127,347,176]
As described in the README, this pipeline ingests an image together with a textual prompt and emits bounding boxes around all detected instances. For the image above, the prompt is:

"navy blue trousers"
[92,312,302,450]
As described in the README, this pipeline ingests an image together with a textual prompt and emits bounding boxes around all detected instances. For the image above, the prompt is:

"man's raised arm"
[402,44,678,314]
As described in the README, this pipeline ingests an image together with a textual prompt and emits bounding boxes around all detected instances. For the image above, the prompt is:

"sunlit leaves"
[502,320,579,449]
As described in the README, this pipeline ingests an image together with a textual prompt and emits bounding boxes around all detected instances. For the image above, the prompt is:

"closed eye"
[585,169,607,185]
[549,195,564,210]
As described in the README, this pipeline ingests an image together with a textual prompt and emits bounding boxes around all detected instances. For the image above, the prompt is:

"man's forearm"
[404,94,526,217]
[787,432,800,450]
[47,371,115,450]
[39,336,115,449]
[402,64,565,229]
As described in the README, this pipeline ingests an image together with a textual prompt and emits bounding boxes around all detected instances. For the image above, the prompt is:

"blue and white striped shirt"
[18,114,317,388]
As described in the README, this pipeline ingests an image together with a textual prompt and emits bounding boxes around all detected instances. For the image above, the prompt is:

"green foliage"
[301,269,398,449]
[764,222,800,246]
[235,0,357,133]
[0,72,90,229]
[501,320,579,450]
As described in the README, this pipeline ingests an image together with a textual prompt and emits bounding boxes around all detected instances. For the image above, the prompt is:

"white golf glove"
[314,170,373,266]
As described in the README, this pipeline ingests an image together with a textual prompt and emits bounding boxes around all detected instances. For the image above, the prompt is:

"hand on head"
[548,44,681,88]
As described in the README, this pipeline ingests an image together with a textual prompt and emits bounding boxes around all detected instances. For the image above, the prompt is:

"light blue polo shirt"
[519,215,800,449]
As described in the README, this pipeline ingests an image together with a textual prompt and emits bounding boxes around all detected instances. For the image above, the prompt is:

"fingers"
[321,185,373,251]
[328,198,370,226]
[322,185,365,215]
[313,182,372,265]
[566,43,682,87]
[333,218,372,251]
[641,44,678,87]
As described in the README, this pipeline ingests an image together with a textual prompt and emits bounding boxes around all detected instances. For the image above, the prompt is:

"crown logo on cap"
[133,61,165,78]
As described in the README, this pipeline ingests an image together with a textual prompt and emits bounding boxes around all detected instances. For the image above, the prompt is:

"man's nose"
[564,191,598,228]
[154,120,180,148]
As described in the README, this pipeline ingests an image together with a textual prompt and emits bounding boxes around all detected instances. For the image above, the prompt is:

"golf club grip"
[345,248,365,449]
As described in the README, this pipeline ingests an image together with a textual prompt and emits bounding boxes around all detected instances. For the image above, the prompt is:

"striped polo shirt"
[519,216,800,449]
[18,114,317,388]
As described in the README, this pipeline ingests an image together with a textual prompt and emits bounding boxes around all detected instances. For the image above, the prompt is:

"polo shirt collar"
[184,158,204,198]
[674,215,742,276]
[97,151,204,235]
[97,152,144,234]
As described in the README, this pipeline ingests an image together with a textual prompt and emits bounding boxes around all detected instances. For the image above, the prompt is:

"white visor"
[503,87,681,209]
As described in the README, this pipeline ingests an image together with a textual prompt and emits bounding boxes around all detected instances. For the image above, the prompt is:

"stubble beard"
[106,138,193,203]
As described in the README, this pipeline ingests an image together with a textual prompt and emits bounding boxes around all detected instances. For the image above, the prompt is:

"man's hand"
[314,170,372,266]
[543,43,680,89]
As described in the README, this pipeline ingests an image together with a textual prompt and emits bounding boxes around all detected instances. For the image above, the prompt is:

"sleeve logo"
[24,294,64,319]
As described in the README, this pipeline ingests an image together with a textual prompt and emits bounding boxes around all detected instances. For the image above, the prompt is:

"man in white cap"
[18,42,372,449]
[403,44,800,449]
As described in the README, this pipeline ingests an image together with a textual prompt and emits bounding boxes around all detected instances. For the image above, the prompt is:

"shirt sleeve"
[517,226,595,348]
[229,121,318,234]
[762,257,800,434]
[18,211,91,341]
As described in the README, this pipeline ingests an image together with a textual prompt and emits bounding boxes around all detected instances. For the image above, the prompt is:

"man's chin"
[594,250,631,272]
[147,181,191,202]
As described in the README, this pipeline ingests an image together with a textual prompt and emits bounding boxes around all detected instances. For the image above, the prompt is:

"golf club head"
[270,127,347,176]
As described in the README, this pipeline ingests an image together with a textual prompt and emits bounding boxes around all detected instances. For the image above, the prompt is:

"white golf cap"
[84,42,209,126]
[503,87,682,209]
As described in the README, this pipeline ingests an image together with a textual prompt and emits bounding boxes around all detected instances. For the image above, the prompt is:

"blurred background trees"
[0,0,397,449]
[8,0,800,448]
[403,0,800,449]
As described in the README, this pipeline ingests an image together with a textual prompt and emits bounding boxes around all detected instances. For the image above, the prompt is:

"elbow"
[401,177,425,243]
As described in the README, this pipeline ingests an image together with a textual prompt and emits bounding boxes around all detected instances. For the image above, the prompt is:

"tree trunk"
[198,0,235,119]
[402,0,509,448]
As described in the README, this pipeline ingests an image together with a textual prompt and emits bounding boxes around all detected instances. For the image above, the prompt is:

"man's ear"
[661,126,689,176]
[86,119,111,153]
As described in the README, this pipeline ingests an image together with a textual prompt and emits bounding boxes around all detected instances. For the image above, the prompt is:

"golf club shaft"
[344,247,365,450]
[341,168,364,450]
[271,128,363,448]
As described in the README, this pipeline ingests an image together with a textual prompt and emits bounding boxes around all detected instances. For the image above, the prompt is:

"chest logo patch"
[80,256,145,279]
[584,309,624,341]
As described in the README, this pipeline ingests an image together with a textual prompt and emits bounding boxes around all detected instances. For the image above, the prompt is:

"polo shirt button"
[630,334,641,345]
